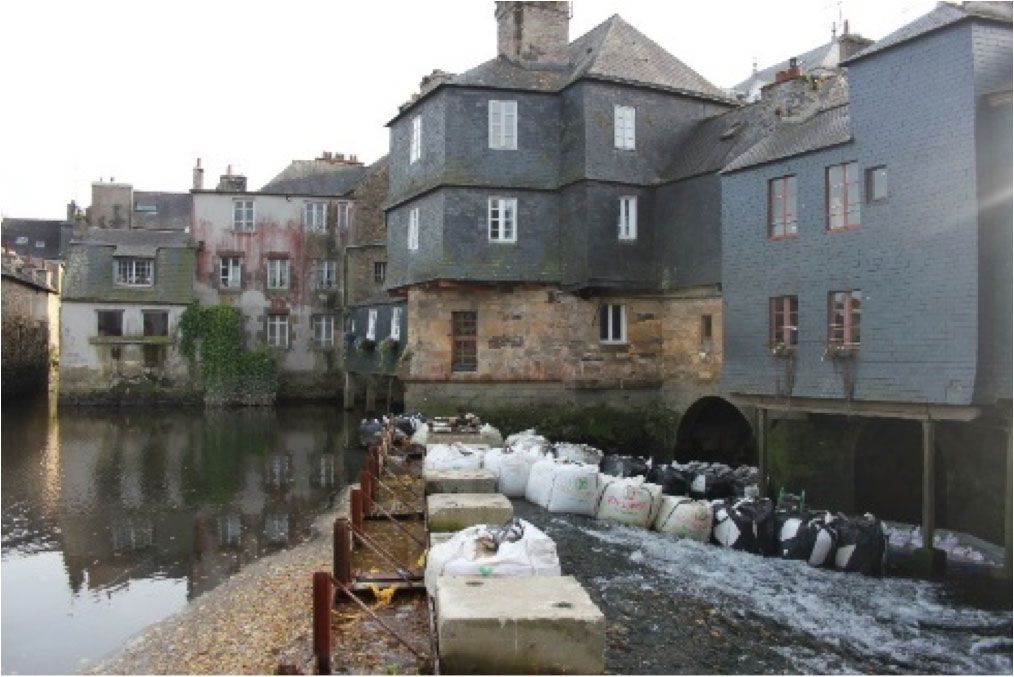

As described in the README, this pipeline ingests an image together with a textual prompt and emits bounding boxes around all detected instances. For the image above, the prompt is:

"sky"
[0,0,938,219]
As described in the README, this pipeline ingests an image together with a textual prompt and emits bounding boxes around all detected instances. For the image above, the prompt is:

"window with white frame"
[114,257,153,286]
[267,314,289,348]
[304,202,327,231]
[15,236,28,245]
[410,116,421,163]
[314,260,337,289]
[488,100,518,150]
[312,315,335,347]
[266,258,289,290]
[220,256,242,289]
[618,196,637,240]
[338,202,350,230]
[390,307,401,340]
[488,197,517,242]
[233,199,255,231]
[599,303,626,344]
[614,105,636,149]
[367,309,378,341]
[407,208,420,251]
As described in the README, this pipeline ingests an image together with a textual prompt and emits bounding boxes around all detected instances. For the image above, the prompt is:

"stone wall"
[347,159,389,306]
[1,275,56,398]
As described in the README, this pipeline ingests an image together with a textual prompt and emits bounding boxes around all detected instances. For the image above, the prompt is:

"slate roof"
[398,14,733,121]
[260,160,370,197]
[1,218,72,260]
[722,103,852,173]
[132,191,192,231]
[844,1,1012,64]
[73,227,191,257]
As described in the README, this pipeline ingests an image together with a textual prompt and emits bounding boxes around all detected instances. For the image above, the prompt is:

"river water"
[1,398,365,675]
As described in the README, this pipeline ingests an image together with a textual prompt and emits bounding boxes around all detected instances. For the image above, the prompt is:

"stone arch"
[675,396,756,466]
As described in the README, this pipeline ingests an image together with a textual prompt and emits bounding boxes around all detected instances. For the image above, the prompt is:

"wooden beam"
[1006,428,1012,580]
[757,408,768,497]
[731,393,981,422]
[922,419,936,551]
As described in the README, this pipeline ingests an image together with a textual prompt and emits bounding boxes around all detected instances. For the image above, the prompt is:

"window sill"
[767,234,798,242]
[487,240,517,245]
[826,225,860,234]
[113,283,154,289]
[90,336,173,345]
[599,341,628,350]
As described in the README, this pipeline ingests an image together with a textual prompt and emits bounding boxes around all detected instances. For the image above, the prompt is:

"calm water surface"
[1,398,366,675]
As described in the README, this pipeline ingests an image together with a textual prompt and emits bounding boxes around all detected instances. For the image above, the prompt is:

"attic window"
[720,122,743,140]
[135,204,158,213]
[15,236,28,245]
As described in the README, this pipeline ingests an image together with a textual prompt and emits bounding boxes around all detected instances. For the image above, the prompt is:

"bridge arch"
[675,396,755,466]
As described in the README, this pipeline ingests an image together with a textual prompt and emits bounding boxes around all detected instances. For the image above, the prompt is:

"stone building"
[191,155,368,399]
[385,1,744,428]
[2,252,60,398]
[344,156,390,307]
[59,228,196,402]
[720,2,1012,565]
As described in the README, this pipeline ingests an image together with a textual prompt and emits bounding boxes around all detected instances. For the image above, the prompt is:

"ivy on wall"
[179,304,278,406]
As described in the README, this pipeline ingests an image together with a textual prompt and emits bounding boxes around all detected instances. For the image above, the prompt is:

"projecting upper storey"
[386,9,736,207]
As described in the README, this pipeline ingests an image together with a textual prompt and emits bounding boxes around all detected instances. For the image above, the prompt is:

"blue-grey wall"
[721,20,1005,406]
[654,173,723,290]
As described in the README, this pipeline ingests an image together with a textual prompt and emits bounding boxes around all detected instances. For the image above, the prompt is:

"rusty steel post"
[312,571,332,675]
[350,487,363,535]
[360,469,372,515]
[334,518,352,585]
[368,457,380,498]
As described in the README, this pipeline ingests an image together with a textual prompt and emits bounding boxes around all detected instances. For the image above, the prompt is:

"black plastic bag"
[711,498,775,554]
[690,471,735,500]
[599,454,650,479]
[806,512,840,568]
[658,467,691,496]
[834,513,886,576]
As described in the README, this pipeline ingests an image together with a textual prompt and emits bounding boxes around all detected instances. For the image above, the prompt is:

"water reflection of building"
[14,406,361,600]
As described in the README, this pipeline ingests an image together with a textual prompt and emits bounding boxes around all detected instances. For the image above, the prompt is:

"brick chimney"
[216,165,247,192]
[193,158,204,190]
[775,57,801,84]
[495,1,570,65]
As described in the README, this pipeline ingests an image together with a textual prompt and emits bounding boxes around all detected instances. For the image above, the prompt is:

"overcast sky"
[0,0,937,219]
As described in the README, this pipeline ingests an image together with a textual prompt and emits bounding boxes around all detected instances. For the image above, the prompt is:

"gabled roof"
[722,102,852,173]
[260,160,370,197]
[732,41,838,96]
[844,1,1012,64]
[1,218,71,260]
[72,227,191,257]
[132,191,192,231]
[396,13,734,122]
[661,103,780,182]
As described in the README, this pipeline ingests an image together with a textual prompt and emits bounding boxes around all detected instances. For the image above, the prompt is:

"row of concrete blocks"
[425,466,605,674]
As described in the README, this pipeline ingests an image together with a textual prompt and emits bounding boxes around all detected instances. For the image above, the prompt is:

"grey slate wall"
[722,21,987,406]
[654,173,723,289]
[386,191,445,290]
[389,91,447,203]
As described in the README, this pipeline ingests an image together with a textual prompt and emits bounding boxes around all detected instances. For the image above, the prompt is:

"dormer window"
[614,105,635,150]
[114,258,153,287]
[488,100,518,150]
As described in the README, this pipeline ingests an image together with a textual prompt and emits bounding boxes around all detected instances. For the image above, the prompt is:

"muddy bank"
[86,488,353,675]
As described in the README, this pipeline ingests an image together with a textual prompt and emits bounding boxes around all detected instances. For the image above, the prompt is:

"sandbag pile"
[710,497,777,555]
[773,496,885,575]
[525,459,601,516]
[424,518,561,595]
[553,442,604,466]
[600,454,652,478]
[595,476,662,528]
[653,496,713,541]
[423,443,485,472]
[484,447,543,497]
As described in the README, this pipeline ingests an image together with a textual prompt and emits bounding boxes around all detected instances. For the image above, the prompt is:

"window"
[452,311,478,372]
[220,256,242,289]
[338,202,350,230]
[266,258,289,290]
[867,166,888,203]
[115,258,153,286]
[769,296,798,348]
[407,208,420,251]
[267,314,289,348]
[700,314,713,350]
[488,197,517,242]
[374,261,387,284]
[488,100,518,150]
[390,307,402,340]
[97,310,123,337]
[314,260,337,290]
[827,162,860,230]
[304,202,327,232]
[35,240,45,249]
[614,105,636,149]
[828,290,862,346]
[410,115,421,163]
[599,304,626,344]
[768,175,798,239]
[233,199,255,231]
[143,310,168,337]
[618,196,637,240]
[367,309,378,341]
[15,236,27,245]
[312,315,335,347]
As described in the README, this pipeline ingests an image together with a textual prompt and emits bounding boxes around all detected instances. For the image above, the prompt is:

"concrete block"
[429,532,455,548]
[426,440,490,451]
[436,575,605,674]
[425,469,497,495]
[427,493,513,532]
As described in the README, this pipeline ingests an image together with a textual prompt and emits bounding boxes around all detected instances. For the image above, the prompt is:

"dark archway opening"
[675,397,755,466]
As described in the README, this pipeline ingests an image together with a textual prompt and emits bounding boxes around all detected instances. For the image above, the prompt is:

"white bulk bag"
[423,443,484,472]
[410,426,429,446]
[654,496,713,542]
[483,448,536,498]
[525,458,557,508]
[596,477,661,528]
[424,520,561,596]
[479,423,504,447]
[553,442,604,466]
[507,430,552,458]
[545,462,600,515]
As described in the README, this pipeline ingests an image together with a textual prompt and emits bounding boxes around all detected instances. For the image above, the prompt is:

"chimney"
[193,158,204,190]
[495,1,570,65]
[217,165,247,192]
[66,200,77,222]
[775,57,801,83]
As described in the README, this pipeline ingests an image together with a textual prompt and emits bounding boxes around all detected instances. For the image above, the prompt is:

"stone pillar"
[757,408,768,497]
[343,372,355,411]
[365,376,377,413]
[1006,428,1012,580]
[915,418,946,577]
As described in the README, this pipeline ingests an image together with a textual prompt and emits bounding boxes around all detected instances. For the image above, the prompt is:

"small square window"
[15,236,28,245]
[143,310,169,337]
[97,310,123,337]
[867,166,888,203]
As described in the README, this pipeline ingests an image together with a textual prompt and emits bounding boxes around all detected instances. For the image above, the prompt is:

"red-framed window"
[828,290,862,346]
[768,175,797,239]
[769,296,798,347]
[826,161,860,230]
[451,311,478,372]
